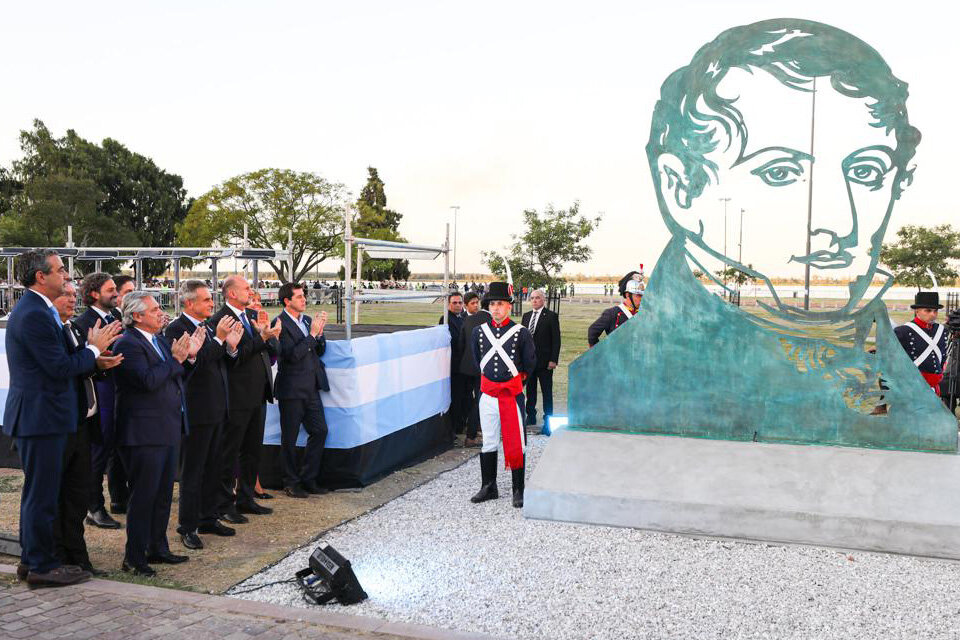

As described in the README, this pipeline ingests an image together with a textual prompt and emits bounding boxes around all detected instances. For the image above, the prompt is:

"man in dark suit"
[74,272,125,529]
[273,283,329,498]
[456,292,490,447]
[3,251,120,588]
[521,289,561,428]
[52,280,122,578]
[210,275,280,523]
[114,291,202,575]
[165,280,244,549]
[439,292,465,439]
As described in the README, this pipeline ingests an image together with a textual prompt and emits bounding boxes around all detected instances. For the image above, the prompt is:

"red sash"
[481,374,525,470]
[921,371,943,396]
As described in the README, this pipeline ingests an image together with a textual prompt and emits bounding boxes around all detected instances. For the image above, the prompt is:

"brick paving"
[0,566,498,640]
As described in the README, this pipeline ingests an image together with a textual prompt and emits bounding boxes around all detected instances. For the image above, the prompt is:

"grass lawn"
[301,298,919,415]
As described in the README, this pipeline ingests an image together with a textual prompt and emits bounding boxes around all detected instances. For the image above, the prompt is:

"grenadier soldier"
[587,271,644,347]
[469,282,536,508]
[895,291,947,396]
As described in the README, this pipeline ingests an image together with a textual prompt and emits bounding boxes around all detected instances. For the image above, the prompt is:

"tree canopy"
[880,224,960,289]
[351,167,410,281]
[0,119,191,276]
[178,168,349,283]
[483,202,600,289]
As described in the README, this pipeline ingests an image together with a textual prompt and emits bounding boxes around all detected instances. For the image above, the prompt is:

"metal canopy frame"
[0,242,293,315]
[343,212,450,340]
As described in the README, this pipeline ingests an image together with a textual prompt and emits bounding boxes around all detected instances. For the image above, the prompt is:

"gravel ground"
[230,435,960,640]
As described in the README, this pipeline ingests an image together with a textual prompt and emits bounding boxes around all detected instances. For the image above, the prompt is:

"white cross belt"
[904,322,944,366]
[479,323,521,378]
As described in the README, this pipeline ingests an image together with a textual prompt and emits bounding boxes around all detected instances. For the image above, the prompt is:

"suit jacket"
[439,311,464,373]
[114,328,188,446]
[73,306,122,336]
[2,289,97,437]
[210,304,277,410]
[272,310,328,399]
[165,314,230,426]
[522,307,561,370]
[64,321,102,443]
[457,310,492,377]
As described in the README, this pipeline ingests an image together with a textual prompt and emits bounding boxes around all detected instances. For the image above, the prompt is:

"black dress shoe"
[180,531,204,550]
[198,521,236,536]
[146,551,189,564]
[110,502,128,515]
[285,485,308,499]
[237,501,273,515]
[78,563,107,577]
[220,511,248,524]
[85,508,121,529]
[27,566,91,589]
[303,481,329,495]
[255,491,274,500]
[121,561,156,577]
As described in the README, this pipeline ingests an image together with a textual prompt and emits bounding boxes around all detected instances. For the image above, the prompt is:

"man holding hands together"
[273,283,330,498]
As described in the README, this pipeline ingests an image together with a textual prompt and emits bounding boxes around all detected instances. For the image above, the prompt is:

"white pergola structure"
[343,211,450,340]
[0,245,292,315]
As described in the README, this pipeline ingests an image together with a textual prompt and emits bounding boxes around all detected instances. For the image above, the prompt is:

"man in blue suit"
[3,251,121,588]
[113,291,203,576]
[273,282,329,498]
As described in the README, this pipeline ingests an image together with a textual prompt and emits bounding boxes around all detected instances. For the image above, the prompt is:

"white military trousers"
[478,393,525,455]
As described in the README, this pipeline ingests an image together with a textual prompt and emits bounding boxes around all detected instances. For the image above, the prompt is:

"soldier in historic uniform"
[895,291,947,396]
[469,282,536,508]
[587,271,644,347]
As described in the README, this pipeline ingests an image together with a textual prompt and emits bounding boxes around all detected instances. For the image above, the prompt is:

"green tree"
[352,167,410,281]
[715,265,755,287]
[483,202,600,289]
[880,224,960,289]
[12,120,191,277]
[0,174,138,258]
[178,168,349,283]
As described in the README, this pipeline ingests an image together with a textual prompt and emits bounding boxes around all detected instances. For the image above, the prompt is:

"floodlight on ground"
[295,542,368,605]
[544,415,568,436]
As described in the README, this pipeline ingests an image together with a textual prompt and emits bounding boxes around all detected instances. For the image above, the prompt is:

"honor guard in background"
[469,282,536,508]
[895,291,947,396]
[587,271,643,347]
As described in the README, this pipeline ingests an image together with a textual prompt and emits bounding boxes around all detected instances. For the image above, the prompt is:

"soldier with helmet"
[587,270,644,347]
[469,282,536,508]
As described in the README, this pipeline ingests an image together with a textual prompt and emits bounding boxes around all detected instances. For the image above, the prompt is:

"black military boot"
[511,456,525,508]
[470,451,499,503]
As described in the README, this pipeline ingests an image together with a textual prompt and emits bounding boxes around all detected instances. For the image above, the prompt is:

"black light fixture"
[295,542,368,605]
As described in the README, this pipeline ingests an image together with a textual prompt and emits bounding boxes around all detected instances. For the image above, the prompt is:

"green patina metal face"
[569,19,957,452]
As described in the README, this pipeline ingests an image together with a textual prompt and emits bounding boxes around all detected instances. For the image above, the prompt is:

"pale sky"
[1,1,956,278]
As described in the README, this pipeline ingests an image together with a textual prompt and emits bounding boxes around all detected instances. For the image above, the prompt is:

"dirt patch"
[0,442,477,594]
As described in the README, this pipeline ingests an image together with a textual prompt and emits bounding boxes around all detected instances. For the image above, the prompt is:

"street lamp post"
[719,197,731,291]
[450,205,460,284]
[738,208,745,264]
[803,76,817,311]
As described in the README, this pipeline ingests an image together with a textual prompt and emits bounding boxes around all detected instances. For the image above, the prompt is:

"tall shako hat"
[483,281,513,303]
[911,291,943,310]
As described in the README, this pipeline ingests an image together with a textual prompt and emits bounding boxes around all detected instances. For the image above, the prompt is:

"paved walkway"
[0,565,497,640]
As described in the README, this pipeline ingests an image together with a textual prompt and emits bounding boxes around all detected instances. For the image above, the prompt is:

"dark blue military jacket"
[470,318,536,383]
[894,319,947,374]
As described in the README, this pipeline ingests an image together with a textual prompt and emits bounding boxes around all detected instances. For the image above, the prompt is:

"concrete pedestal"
[524,429,960,559]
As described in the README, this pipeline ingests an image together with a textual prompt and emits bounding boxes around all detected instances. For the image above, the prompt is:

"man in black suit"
[456,292,490,447]
[3,251,121,588]
[165,280,244,550]
[273,282,330,498]
[210,275,280,523]
[114,291,202,576]
[74,272,126,530]
[52,280,122,577]
[521,289,561,428]
[439,292,465,439]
